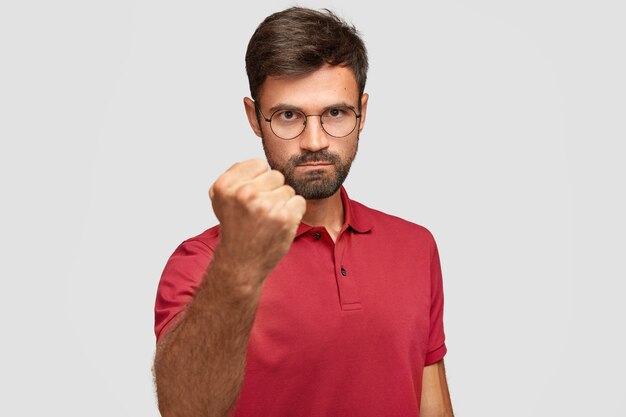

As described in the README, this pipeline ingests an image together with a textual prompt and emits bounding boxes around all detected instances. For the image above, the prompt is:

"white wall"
[1,0,624,415]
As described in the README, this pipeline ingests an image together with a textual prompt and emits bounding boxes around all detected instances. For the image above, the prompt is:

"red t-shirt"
[155,187,447,416]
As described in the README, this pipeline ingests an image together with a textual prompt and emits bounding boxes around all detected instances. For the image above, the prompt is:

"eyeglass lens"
[270,108,358,139]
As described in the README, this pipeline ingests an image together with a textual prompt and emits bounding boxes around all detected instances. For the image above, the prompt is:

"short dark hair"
[245,7,368,103]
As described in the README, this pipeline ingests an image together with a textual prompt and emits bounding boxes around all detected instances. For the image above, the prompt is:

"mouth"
[296,161,333,167]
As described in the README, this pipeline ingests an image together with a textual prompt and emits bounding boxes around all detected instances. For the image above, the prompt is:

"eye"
[326,108,347,118]
[274,110,303,122]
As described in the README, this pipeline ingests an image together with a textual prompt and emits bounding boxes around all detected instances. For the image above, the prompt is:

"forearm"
[420,360,454,417]
[154,249,264,417]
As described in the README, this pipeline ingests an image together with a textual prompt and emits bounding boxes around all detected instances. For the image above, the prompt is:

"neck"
[302,189,345,242]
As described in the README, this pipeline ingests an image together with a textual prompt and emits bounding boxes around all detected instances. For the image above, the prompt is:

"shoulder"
[155,225,221,342]
[350,198,437,251]
[175,224,222,254]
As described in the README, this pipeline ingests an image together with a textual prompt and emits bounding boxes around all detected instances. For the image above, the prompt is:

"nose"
[299,115,330,152]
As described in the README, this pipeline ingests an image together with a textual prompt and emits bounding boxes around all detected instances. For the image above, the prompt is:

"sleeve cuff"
[424,343,447,365]
[156,310,185,344]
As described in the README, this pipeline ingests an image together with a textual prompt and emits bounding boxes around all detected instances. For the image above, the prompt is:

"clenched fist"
[209,159,306,288]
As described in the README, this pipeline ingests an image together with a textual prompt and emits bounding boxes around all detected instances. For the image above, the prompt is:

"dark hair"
[245,7,368,103]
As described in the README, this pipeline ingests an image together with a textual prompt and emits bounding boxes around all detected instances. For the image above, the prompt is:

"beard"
[262,139,358,200]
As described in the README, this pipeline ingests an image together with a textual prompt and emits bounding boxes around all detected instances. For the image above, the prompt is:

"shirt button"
[313,232,322,239]
[341,267,347,276]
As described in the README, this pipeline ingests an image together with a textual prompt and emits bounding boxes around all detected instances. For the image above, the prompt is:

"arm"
[420,359,454,417]
[153,159,305,417]
[153,250,263,417]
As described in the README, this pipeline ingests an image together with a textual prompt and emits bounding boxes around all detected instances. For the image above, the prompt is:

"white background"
[1,0,625,416]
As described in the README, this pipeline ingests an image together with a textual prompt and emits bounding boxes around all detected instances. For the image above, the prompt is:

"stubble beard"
[261,137,359,200]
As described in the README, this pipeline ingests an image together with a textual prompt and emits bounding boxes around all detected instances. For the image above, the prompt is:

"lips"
[297,161,333,167]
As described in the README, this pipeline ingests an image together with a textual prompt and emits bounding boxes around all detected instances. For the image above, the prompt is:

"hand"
[209,159,306,287]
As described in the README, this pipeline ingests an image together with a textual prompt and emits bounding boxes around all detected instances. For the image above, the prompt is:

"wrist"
[208,246,266,298]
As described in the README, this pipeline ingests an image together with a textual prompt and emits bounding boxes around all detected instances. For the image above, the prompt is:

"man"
[153,7,453,417]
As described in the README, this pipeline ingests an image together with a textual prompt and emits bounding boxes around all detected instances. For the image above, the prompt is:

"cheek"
[263,139,297,165]
[337,139,358,162]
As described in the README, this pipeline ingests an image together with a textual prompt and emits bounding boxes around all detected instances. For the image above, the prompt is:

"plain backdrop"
[1,0,625,416]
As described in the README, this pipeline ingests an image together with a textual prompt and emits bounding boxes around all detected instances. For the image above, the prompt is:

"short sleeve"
[154,239,215,343]
[424,240,447,365]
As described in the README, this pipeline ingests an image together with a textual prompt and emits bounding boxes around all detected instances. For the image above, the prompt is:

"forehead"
[258,64,360,110]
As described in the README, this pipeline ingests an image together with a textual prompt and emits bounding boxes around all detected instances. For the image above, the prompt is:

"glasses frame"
[255,102,362,140]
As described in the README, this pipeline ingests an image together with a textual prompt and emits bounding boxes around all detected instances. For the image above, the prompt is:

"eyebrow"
[268,102,357,114]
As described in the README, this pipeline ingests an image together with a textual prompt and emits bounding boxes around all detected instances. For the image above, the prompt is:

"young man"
[153,7,454,417]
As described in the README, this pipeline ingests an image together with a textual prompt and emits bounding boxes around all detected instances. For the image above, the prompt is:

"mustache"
[290,150,341,165]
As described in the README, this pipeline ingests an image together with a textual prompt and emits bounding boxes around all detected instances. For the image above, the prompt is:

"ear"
[243,97,263,138]
[358,93,369,132]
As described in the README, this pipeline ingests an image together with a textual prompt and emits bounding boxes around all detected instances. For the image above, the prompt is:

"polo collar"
[295,186,374,238]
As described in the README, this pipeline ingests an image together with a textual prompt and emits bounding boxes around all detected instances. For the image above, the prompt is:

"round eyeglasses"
[256,103,362,140]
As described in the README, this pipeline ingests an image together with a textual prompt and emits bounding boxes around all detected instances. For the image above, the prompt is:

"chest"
[246,232,433,369]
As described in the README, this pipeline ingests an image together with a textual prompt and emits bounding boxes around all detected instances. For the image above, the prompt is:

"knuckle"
[211,177,228,196]
[256,198,274,215]
[228,161,241,172]
[282,185,295,197]
[288,208,302,221]
[272,211,290,226]
[235,183,256,204]
[270,169,285,183]
[292,196,307,213]
[243,158,267,174]
[252,158,268,169]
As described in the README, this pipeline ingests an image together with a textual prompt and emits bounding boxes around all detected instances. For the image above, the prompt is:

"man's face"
[244,64,368,200]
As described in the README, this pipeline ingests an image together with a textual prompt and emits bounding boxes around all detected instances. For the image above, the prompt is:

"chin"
[289,176,344,200]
